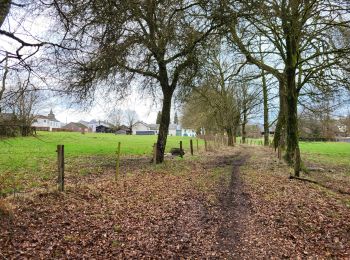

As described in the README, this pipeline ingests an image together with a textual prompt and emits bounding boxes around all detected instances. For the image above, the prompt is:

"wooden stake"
[196,139,199,152]
[204,138,208,151]
[116,142,121,181]
[57,145,64,192]
[180,141,183,158]
[294,146,301,177]
[190,139,194,155]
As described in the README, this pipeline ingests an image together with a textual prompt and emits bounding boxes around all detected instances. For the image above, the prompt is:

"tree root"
[289,175,350,195]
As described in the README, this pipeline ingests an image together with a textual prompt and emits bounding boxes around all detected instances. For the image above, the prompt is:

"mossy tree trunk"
[262,69,269,146]
[227,128,234,146]
[282,2,301,176]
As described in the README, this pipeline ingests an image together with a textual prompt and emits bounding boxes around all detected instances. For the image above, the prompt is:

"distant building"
[84,119,114,132]
[132,121,196,137]
[177,128,196,137]
[32,109,62,131]
[132,121,155,135]
[115,125,131,135]
[96,125,113,133]
[62,122,90,132]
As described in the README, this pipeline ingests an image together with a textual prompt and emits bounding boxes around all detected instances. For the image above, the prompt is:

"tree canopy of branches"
[222,0,350,175]
[51,0,220,163]
[182,40,260,145]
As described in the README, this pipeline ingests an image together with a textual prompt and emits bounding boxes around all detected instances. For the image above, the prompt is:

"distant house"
[115,125,131,135]
[63,122,90,132]
[96,125,113,133]
[132,121,154,135]
[86,119,114,132]
[177,128,196,137]
[32,109,62,131]
[132,121,196,137]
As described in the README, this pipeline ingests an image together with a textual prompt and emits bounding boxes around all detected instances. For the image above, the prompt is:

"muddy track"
[217,152,251,258]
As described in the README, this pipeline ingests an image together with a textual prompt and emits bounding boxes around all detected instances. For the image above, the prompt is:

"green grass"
[0,131,202,170]
[0,132,203,194]
[239,137,350,166]
[299,141,350,166]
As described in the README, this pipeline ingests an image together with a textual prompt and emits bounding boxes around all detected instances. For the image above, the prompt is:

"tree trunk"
[273,79,287,150]
[0,0,11,28]
[227,128,234,146]
[285,76,299,165]
[283,13,301,176]
[262,69,269,146]
[242,112,248,144]
[156,88,173,163]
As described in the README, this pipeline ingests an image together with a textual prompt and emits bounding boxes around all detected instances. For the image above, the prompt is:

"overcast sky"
[1,5,170,125]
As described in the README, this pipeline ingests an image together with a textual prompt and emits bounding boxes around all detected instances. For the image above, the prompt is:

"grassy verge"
[0,132,204,195]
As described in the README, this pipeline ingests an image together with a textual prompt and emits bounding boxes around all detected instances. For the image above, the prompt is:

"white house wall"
[132,123,150,135]
[32,118,62,131]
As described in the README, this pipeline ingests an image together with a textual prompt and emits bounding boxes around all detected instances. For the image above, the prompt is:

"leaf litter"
[1,146,349,259]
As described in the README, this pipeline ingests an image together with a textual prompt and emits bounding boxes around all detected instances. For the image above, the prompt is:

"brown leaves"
[1,147,349,258]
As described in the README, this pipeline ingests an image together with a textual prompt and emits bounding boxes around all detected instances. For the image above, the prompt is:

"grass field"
[0,132,203,194]
[243,137,350,166]
[299,141,350,166]
[0,131,202,170]
[1,132,349,194]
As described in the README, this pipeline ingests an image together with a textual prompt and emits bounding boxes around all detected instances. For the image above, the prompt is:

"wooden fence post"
[153,143,157,165]
[190,139,194,155]
[204,138,208,151]
[57,145,64,192]
[115,142,121,181]
[180,141,183,158]
[196,139,199,152]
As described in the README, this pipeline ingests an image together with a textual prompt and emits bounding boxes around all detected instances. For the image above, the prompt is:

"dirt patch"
[216,152,251,258]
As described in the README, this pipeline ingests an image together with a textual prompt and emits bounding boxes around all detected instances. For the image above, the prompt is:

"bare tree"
[238,80,261,144]
[107,108,123,128]
[50,0,221,163]
[182,40,259,146]
[124,109,138,134]
[222,0,350,175]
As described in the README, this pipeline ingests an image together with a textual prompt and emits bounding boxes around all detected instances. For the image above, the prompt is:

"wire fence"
[0,135,206,196]
[0,133,270,197]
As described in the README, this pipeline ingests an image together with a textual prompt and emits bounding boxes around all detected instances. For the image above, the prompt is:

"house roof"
[133,122,180,131]
[35,115,49,119]
[134,121,149,126]
[63,122,88,129]
[89,119,114,127]
[34,114,60,122]
[79,120,90,127]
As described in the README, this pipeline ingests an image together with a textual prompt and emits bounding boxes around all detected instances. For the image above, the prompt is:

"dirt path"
[216,151,251,258]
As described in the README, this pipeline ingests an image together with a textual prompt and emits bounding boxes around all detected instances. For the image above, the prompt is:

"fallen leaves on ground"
[1,146,349,259]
